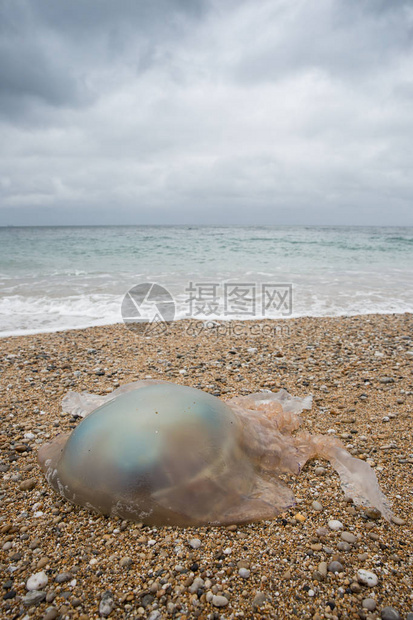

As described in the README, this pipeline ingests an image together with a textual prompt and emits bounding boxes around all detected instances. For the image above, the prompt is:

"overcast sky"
[1,0,413,226]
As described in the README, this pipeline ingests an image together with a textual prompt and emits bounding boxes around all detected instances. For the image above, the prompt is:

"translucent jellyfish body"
[38,382,392,526]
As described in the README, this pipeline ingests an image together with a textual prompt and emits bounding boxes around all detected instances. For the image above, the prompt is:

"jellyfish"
[38,381,392,526]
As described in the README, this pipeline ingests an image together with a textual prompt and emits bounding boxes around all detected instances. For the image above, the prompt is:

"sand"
[0,313,412,620]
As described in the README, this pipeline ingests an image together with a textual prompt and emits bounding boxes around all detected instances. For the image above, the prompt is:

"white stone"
[328,519,344,531]
[357,569,378,587]
[26,571,48,591]
[312,501,323,511]
[239,568,251,578]
[188,538,201,549]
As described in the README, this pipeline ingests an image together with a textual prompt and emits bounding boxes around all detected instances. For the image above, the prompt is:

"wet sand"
[1,313,412,619]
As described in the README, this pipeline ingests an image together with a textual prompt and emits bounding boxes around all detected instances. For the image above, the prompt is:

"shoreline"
[1,313,412,619]
[1,309,413,340]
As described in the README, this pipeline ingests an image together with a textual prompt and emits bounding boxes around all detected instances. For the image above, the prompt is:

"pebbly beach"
[0,313,412,620]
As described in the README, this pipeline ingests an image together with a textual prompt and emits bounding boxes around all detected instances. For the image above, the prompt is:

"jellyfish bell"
[38,383,289,525]
[38,382,392,526]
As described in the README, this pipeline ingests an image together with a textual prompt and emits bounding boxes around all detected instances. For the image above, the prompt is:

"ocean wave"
[0,290,412,337]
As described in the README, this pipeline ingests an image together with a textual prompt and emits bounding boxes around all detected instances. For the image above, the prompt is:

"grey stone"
[19,478,37,491]
[42,608,58,620]
[189,577,205,594]
[341,531,357,544]
[239,568,250,578]
[212,595,229,607]
[328,561,344,573]
[99,591,114,617]
[252,591,268,608]
[141,594,154,608]
[380,607,400,620]
[362,598,377,611]
[119,557,133,568]
[188,538,201,549]
[55,572,73,583]
[23,591,47,606]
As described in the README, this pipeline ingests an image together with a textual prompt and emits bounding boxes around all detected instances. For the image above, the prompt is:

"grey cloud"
[0,0,208,122]
[0,0,412,225]
[0,37,90,119]
[232,1,413,84]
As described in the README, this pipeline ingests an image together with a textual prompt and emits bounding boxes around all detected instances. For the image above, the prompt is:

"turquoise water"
[0,225,412,335]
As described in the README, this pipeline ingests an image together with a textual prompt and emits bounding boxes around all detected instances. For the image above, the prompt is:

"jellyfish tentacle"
[302,435,392,521]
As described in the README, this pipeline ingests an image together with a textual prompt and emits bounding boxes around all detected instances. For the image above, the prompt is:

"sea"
[0,225,412,337]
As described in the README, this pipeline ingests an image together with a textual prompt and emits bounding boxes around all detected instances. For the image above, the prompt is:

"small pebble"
[318,562,327,578]
[19,478,37,491]
[252,591,268,608]
[189,577,204,594]
[391,516,406,525]
[294,512,306,522]
[119,557,133,568]
[365,508,381,520]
